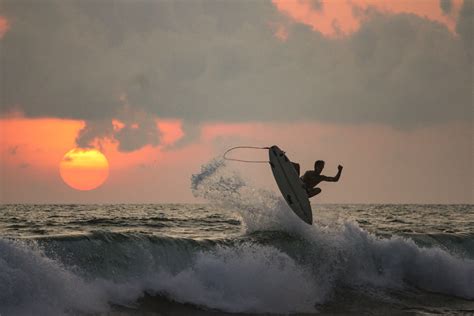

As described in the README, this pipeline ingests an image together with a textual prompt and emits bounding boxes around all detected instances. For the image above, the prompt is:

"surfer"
[292,160,343,198]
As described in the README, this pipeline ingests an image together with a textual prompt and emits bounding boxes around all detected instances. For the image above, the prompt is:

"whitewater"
[1,159,473,315]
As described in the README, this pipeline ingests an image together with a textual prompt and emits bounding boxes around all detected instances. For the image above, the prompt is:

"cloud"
[309,0,323,12]
[75,105,160,152]
[456,0,473,61]
[0,0,472,150]
[440,0,453,14]
[273,0,463,37]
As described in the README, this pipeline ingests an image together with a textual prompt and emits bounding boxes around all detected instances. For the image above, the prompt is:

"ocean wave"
[1,223,473,315]
[0,239,110,316]
[0,160,472,315]
[0,236,321,315]
[190,159,474,300]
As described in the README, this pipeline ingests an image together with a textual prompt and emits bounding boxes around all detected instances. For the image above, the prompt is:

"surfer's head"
[314,160,325,174]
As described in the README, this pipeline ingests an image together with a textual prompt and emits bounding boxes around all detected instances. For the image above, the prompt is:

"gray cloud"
[456,0,473,61]
[0,0,472,150]
[75,105,160,152]
[309,0,323,12]
[440,0,453,15]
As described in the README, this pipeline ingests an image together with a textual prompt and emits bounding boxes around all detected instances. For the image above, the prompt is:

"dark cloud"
[456,0,473,61]
[75,119,112,150]
[348,12,471,127]
[309,0,323,12]
[0,0,120,120]
[75,105,160,152]
[114,117,160,152]
[1,0,472,150]
[440,0,453,15]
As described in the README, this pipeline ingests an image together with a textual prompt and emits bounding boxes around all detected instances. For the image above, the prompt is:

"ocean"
[1,160,473,315]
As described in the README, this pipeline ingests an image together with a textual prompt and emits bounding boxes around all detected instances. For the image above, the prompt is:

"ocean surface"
[1,160,473,315]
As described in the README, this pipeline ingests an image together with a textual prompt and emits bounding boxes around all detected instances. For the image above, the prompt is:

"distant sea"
[1,161,473,315]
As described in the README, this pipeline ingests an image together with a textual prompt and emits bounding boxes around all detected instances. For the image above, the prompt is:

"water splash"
[191,158,305,233]
[190,158,474,300]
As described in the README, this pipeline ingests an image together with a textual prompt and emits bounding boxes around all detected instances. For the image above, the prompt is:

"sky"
[0,0,472,204]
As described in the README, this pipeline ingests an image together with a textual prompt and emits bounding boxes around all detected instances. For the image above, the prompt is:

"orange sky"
[1,116,471,203]
[0,1,471,203]
[0,15,9,39]
[0,116,185,172]
[0,115,204,202]
[0,1,462,42]
[272,0,462,38]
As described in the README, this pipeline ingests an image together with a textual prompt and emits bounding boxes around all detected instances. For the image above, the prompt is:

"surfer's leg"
[307,187,322,198]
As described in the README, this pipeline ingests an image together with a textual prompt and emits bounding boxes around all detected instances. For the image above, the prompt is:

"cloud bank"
[0,0,472,151]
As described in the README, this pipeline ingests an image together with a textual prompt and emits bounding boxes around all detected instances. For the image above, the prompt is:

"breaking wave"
[1,159,472,315]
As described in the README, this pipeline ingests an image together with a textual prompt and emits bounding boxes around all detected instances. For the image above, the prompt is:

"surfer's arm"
[321,165,343,182]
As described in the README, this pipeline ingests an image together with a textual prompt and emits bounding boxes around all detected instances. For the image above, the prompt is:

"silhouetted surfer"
[292,160,343,198]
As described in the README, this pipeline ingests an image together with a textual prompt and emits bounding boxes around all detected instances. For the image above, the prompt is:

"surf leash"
[223,146,270,163]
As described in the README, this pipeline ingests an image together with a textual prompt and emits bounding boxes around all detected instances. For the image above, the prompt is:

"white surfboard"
[269,145,313,225]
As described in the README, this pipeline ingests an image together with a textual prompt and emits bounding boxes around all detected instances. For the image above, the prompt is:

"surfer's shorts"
[301,181,311,194]
[303,184,321,195]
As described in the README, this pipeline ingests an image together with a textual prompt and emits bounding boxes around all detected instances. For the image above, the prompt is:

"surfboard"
[268,145,313,225]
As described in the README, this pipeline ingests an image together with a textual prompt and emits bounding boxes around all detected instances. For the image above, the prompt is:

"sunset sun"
[59,148,109,191]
